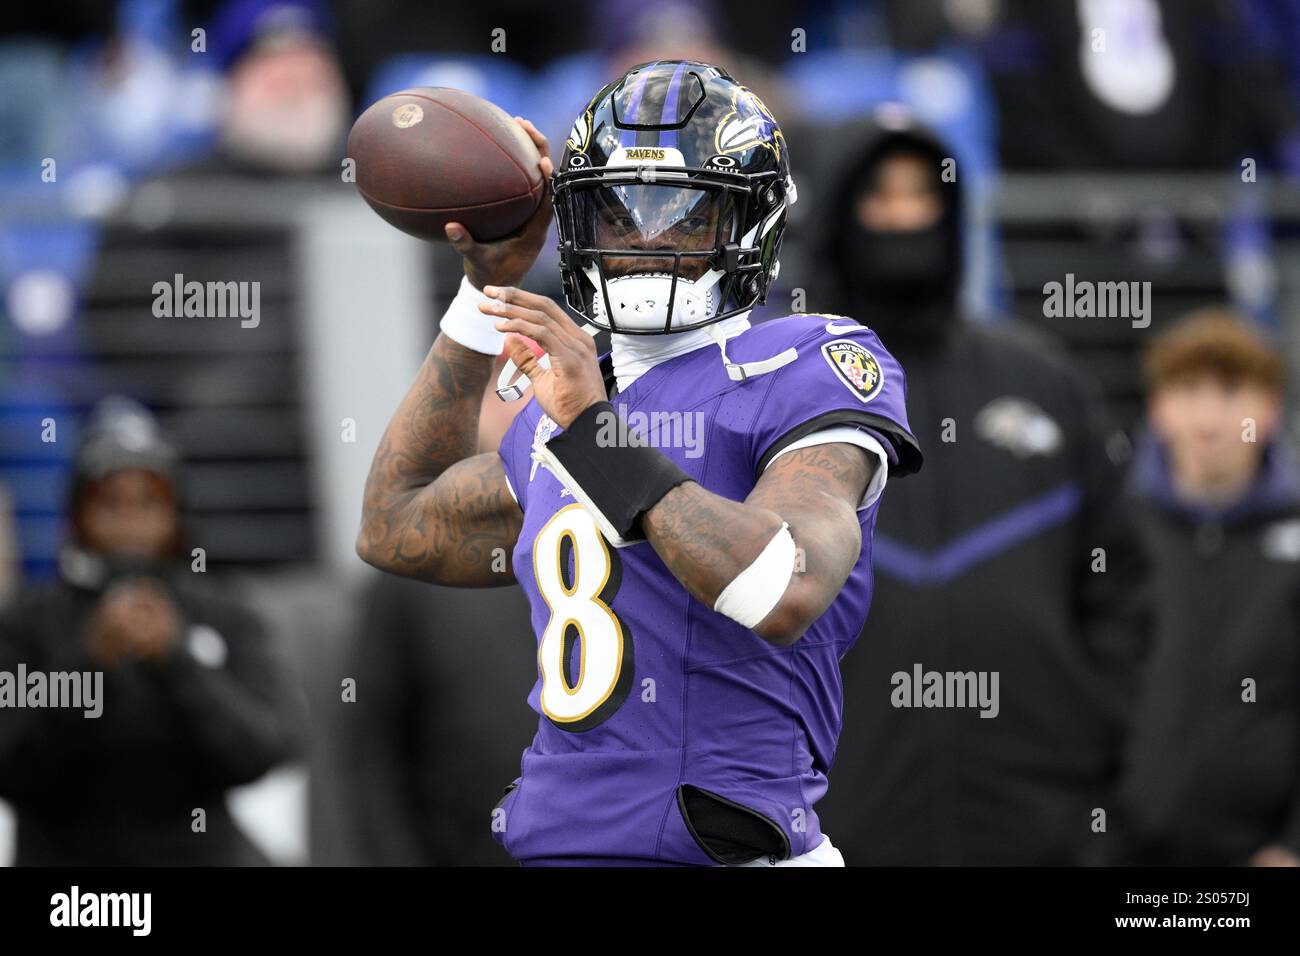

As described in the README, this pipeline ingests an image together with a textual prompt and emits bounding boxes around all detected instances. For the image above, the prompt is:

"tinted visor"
[574,182,738,250]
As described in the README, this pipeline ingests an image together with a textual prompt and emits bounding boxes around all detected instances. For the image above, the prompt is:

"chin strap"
[705,322,797,382]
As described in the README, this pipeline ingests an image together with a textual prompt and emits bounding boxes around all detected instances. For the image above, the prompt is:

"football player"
[356,60,922,866]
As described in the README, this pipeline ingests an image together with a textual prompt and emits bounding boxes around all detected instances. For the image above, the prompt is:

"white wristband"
[439,275,507,355]
[712,522,797,629]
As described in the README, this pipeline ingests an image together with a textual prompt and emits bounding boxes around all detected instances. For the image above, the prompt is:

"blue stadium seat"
[0,220,103,579]
[0,41,64,181]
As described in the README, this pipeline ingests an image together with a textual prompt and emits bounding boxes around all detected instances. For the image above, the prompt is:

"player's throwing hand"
[444,117,555,290]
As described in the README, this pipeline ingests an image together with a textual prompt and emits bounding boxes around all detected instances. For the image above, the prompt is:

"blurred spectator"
[343,356,536,865]
[1117,309,1300,866]
[206,0,349,173]
[0,397,300,865]
[973,0,1300,172]
[814,112,1147,864]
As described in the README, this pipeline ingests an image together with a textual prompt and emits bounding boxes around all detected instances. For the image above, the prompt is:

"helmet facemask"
[555,165,787,334]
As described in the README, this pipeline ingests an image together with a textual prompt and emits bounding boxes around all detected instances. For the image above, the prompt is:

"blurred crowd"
[2,0,1300,865]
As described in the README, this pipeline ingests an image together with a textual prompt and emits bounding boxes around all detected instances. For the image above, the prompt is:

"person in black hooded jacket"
[1116,309,1300,867]
[0,397,300,865]
[812,111,1148,865]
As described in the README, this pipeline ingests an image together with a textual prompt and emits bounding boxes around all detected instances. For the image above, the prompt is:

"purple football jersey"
[493,314,920,864]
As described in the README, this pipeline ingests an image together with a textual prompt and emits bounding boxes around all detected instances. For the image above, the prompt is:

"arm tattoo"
[358,334,523,585]
[747,443,875,605]
[643,481,781,607]
[643,442,875,634]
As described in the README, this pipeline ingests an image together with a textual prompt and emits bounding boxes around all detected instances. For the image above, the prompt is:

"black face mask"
[839,218,960,348]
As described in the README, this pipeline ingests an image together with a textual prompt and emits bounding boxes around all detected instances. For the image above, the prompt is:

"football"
[347,87,545,242]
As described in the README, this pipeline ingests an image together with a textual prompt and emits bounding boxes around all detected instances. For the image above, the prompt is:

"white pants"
[734,835,845,867]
